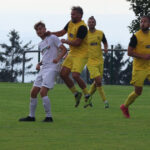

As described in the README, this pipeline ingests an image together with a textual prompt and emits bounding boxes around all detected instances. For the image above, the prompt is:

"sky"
[0,0,135,82]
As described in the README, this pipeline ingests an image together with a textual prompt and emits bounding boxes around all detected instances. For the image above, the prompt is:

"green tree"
[103,44,131,85]
[0,30,34,82]
[126,0,150,33]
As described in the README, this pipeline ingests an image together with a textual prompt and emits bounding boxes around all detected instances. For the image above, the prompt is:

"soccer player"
[19,21,67,122]
[84,16,109,108]
[120,16,150,118]
[48,6,90,107]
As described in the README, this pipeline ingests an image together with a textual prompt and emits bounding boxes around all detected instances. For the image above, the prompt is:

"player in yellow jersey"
[47,6,90,107]
[84,16,109,108]
[120,16,150,118]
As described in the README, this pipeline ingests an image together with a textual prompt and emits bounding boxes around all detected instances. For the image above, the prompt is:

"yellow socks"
[70,86,77,94]
[82,88,89,96]
[97,86,106,102]
[89,83,96,95]
[124,91,139,107]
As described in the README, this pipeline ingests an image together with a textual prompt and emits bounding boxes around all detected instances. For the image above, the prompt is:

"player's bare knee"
[60,71,66,79]
[30,90,37,98]
[135,88,142,96]
[96,82,102,87]
[40,87,48,97]
[135,90,142,96]
[72,73,80,80]
[40,91,47,97]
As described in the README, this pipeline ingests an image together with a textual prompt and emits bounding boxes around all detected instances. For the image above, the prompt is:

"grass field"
[0,83,150,150]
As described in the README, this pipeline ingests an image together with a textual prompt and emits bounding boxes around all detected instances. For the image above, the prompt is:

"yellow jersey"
[133,30,150,70]
[88,30,104,65]
[67,20,88,58]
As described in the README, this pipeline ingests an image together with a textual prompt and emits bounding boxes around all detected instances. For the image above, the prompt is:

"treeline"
[0,30,36,82]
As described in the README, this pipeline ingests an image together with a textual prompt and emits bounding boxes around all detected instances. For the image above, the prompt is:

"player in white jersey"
[19,21,67,122]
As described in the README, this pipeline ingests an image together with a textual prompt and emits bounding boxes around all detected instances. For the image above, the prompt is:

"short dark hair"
[34,21,46,30]
[71,6,83,16]
[142,15,150,22]
[88,16,96,24]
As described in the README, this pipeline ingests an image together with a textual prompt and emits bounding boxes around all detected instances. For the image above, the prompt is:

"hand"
[44,31,51,36]
[53,58,59,64]
[61,39,66,43]
[36,64,40,70]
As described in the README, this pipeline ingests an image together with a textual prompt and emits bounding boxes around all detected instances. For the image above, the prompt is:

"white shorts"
[33,68,58,89]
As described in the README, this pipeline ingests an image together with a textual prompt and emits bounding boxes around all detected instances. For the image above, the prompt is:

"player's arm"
[53,44,67,63]
[61,25,87,47]
[52,22,69,37]
[36,61,42,70]
[45,22,68,37]
[36,46,42,70]
[52,29,67,37]
[102,33,108,53]
[128,35,150,60]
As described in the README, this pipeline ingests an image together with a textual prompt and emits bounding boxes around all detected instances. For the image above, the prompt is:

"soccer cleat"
[43,117,53,122]
[104,102,109,109]
[19,116,35,122]
[120,104,130,118]
[74,92,82,107]
[84,95,93,108]
[84,102,93,108]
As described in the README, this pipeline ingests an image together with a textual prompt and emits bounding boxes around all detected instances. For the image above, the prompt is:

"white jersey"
[38,35,62,71]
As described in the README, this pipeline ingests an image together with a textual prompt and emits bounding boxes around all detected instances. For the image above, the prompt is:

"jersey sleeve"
[63,22,69,31]
[129,34,137,48]
[76,25,88,39]
[102,33,107,44]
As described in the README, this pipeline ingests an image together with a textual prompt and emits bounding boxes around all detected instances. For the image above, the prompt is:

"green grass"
[0,83,150,150]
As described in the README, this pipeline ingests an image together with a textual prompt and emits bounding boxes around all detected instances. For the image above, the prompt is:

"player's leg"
[88,82,96,96]
[60,66,75,90]
[19,86,40,121]
[120,86,141,118]
[120,70,145,118]
[40,69,57,122]
[95,76,109,108]
[72,57,90,105]
[19,72,42,122]
[60,56,80,98]
[60,66,82,107]
[40,87,53,122]
[124,86,142,107]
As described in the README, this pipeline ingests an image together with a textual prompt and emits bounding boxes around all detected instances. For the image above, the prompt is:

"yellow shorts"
[130,70,150,87]
[62,55,87,73]
[87,63,104,79]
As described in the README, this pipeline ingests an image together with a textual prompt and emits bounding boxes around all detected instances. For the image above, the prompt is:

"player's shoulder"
[134,30,142,36]
[96,29,104,34]
[47,34,60,41]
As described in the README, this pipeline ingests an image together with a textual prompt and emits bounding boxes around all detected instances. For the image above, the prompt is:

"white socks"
[29,96,52,118]
[29,98,37,117]
[42,96,52,117]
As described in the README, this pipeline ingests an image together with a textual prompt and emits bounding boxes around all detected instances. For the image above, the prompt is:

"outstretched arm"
[52,29,67,37]
[61,25,87,47]
[61,38,83,46]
